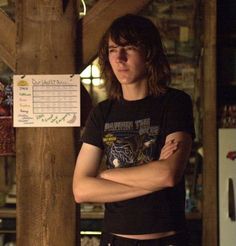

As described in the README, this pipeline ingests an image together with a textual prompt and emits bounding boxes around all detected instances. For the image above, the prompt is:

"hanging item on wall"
[0,81,12,116]
[218,104,236,128]
[13,74,81,127]
[0,116,15,156]
[0,80,14,156]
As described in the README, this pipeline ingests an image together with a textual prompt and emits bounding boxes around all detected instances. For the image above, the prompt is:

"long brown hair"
[98,14,171,100]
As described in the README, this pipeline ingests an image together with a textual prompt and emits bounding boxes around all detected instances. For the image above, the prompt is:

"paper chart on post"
[13,74,81,127]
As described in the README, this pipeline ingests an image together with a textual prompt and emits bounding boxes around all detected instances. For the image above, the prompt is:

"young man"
[73,14,195,246]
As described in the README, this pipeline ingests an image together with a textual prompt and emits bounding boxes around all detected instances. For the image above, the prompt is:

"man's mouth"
[117,68,129,72]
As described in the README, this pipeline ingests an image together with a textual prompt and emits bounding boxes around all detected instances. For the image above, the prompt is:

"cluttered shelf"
[0,208,16,218]
[81,211,202,220]
[0,230,16,234]
[0,208,201,220]
[81,210,104,220]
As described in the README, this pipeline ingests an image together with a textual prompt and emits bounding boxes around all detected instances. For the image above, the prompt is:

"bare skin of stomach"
[113,230,177,240]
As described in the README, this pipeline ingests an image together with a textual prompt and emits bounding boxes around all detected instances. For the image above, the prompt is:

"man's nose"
[116,48,127,62]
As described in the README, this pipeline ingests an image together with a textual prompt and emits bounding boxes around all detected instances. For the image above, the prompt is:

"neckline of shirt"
[120,95,152,105]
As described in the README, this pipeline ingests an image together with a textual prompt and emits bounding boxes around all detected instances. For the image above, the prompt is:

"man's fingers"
[160,140,179,160]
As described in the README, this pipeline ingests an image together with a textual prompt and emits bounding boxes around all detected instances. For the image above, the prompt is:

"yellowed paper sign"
[13,74,81,127]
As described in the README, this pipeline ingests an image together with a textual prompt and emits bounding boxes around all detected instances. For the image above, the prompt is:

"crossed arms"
[73,131,192,203]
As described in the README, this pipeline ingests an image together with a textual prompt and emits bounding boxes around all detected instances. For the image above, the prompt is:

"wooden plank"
[15,1,77,245]
[0,208,16,218]
[77,0,152,71]
[15,1,77,74]
[202,0,217,245]
[0,9,16,71]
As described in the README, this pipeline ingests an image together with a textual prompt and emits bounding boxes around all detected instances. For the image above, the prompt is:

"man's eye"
[126,46,137,50]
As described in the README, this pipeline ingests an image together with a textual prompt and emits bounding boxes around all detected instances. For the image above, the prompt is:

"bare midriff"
[113,230,177,240]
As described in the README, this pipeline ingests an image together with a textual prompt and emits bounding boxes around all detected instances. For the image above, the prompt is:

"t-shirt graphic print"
[103,118,160,169]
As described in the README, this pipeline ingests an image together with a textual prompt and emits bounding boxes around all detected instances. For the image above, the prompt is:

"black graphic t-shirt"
[81,87,195,234]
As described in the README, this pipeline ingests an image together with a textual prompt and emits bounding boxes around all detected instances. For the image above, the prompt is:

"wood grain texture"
[16,128,76,245]
[202,0,217,245]
[16,0,77,74]
[77,0,152,71]
[15,0,77,245]
[0,9,16,71]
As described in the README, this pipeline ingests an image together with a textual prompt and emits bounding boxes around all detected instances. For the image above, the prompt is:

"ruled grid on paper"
[32,84,78,114]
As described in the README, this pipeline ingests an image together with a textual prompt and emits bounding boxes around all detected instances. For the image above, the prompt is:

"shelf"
[0,208,16,218]
[80,210,201,220]
[0,230,16,234]
[81,211,104,219]
[0,208,201,220]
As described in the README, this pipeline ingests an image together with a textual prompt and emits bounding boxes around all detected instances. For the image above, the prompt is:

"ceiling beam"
[0,0,151,72]
[0,9,16,71]
[77,0,152,71]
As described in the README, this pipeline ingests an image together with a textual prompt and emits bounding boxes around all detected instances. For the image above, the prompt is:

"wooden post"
[202,0,217,245]
[15,1,77,245]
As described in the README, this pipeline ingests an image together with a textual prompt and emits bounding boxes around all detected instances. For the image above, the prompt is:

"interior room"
[0,0,235,245]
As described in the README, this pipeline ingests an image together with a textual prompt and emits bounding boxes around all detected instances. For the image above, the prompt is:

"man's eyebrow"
[108,45,118,49]
[108,43,135,48]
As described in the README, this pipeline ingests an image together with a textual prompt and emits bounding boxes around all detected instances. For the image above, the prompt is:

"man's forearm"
[99,160,169,192]
[73,175,153,204]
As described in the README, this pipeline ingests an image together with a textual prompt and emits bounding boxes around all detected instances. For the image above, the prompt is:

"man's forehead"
[108,37,132,47]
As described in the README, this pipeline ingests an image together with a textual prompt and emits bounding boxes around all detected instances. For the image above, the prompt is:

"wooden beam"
[0,9,16,71]
[0,0,151,72]
[202,0,217,245]
[77,0,152,71]
[16,0,77,245]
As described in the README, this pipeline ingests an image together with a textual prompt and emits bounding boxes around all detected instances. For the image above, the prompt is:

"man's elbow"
[73,189,82,203]
[73,192,83,204]
[165,177,178,187]
[73,184,87,204]
[165,172,182,187]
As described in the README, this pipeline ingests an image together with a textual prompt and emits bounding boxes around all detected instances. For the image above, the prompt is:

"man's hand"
[159,139,179,160]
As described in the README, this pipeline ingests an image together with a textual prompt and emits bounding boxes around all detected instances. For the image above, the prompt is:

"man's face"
[108,38,147,87]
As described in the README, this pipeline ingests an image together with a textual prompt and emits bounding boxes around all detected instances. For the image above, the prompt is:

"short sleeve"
[163,91,195,139]
[81,104,104,149]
